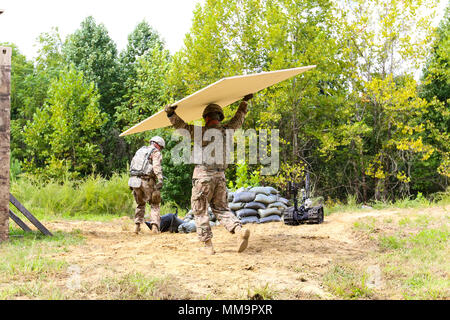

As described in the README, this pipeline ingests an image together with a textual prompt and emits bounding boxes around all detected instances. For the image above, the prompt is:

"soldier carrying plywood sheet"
[120,66,316,255]
[119,65,316,135]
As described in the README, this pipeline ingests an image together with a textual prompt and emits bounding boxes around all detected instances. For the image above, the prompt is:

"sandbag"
[258,207,282,218]
[277,196,290,206]
[236,208,259,218]
[244,201,266,210]
[254,194,278,205]
[177,220,216,233]
[233,191,256,203]
[229,202,245,211]
[259,214,282,223]
[235,187,248,193]
[249,187,272,195]
[268,187,279,194]
[268,201,288,210]
[227,192,234,202]
[240,216,260,224]
[178,220,197,233]
[183,211,194,222]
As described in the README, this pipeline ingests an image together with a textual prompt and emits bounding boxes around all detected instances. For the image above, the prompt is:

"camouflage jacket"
[167,100,248,174]
[150,148,163,182]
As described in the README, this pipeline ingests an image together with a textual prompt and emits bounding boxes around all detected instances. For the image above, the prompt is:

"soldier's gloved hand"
[164,104,177,117]
[156,181,163,190]
[243,93,253,102]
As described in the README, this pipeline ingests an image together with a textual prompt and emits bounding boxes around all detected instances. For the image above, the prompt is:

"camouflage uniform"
[132,149,163,229]
[167,101,248,242]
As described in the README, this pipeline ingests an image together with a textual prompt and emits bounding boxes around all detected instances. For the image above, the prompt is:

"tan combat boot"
[134,223,141,235]
[200,240,216,255]
[235,226,250,253]
[151,224,160,234]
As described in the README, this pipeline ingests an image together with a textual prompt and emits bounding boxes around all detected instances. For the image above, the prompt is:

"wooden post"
[0,47,11,242]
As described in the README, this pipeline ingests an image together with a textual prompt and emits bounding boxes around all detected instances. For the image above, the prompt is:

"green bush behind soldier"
[129,136,165,235]
[164,94,254,254]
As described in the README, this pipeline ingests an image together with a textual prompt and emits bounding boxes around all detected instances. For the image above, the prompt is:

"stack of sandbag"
[227,186,291,224]
[177,207,219,233]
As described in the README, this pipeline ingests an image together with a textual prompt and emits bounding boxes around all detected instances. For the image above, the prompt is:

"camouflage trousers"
[132,178,161,229]
[191,170,241,242]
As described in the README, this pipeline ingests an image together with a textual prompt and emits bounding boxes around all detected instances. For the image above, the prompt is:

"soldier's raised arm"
[226,94,253,129]
[165,105,195,137]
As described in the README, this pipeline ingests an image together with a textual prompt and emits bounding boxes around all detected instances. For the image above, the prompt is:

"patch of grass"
[10,174,189,222]
[429,187,450,205]
[327,189,449,215]
[353,213,449,299]
[10,173,135,220]
[379,234,406,250]
[247,283,277,300]
[410,229,448,248]
[325,194,361,215]
[353,217,378,234]
[0,281,67,300]
[323,264,373,299]
[92,272,189,300]
[383,217,393,224]
[0,228,84,294]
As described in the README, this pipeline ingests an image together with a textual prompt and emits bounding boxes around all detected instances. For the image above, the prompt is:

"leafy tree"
[63,16,121,116]
[168,0,352,199]
[63,16,129,175]
[337,0,438,201]
[167,0,242,102]
[419,5,449,188]
[116,21,169,138]
[23,67,107,180]
[160,131,195,209]
[115,23,172,174]
[1,43,35,161]
[119,20,165,81]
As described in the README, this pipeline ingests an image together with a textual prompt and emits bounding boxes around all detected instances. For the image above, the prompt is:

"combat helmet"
[202,104,224,121]
[150,136,165,148]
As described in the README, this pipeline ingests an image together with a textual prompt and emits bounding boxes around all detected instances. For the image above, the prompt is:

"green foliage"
[261,162,306,195]
[23,67,107,180]
[63,16,121,116]
[116,47,172,151]
[5,1,448,206]
[323,264,373,299]
[10,173,134,219]
[10,155,22,182]
[419,5,450,183]
[247,283,277,300]
[228,161,261,191]
[119,20,165,82]
[159,130,194,209]
[334,0,441,202]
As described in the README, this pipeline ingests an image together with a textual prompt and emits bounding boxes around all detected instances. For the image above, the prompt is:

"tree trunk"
[0,47,11,242]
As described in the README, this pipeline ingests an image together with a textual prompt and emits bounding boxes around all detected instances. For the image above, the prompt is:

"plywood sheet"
[120,65,316,136]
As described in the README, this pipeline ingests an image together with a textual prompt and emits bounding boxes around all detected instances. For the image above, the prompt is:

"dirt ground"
[43,206,448,299]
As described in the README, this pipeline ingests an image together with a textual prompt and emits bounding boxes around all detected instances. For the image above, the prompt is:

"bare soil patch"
[43,206,449,299]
